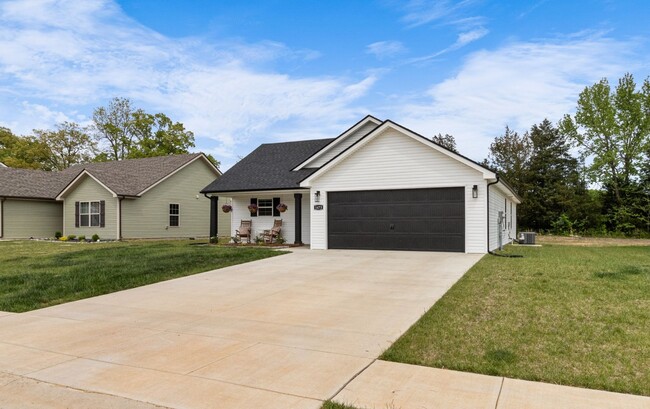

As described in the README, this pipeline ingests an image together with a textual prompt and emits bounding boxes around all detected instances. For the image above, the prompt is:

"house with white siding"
[202,116,521,253]
[0,154,230,240]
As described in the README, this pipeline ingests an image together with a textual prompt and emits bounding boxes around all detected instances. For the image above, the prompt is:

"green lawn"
[0,240,283,312]
[321,402,357,409]
[381,245,650,396]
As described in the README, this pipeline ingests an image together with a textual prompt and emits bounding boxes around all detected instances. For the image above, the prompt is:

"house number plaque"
[314,205,324,210]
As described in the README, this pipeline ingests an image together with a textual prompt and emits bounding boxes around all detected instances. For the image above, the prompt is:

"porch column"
[294,193,303,245]
[210,196,219,238]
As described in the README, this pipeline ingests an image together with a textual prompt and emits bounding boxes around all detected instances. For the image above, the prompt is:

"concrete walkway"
[0,249,481,409]
[333,360,650,409]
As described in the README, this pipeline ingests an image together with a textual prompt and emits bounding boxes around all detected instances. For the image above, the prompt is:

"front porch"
[207,189,311,245]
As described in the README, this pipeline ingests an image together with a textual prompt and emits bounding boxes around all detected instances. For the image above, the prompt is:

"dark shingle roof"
[201,139,334,193]
[0,153,209,199]
[0,168,79,199]
[64,153,204,197]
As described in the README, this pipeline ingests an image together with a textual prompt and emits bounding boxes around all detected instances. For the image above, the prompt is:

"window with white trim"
[169,203,180,227]
[79,201,101,227]
[257,199,273,216]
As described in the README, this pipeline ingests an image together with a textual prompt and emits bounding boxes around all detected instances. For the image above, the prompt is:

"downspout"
[0,197,4,238]
[118,196,124,240]
[487,176,499,254]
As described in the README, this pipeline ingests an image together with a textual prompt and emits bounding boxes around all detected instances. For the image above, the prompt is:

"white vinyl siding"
[229,190,309,244]
[307,121,380,168]
[308,128,488,253]
[2,199,62,239]
[488,185,517,251]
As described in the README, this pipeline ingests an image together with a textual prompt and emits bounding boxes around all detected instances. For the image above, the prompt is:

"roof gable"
[300,120,496,187]
[60,153,214,198]
[293,115,382,170]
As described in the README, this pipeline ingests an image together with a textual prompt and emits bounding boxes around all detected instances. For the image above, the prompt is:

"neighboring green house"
[0,154,230,240]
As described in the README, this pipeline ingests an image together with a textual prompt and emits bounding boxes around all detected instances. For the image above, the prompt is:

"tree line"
[0,97,219,170]
[439,73,650,236]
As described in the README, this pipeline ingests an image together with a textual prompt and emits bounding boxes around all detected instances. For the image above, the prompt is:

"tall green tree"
[431,133,458,153]
[93,97,195,161]
[34,122,96,171]
[128,112,195,158]
[93,97,138,161]
[522,119,587,231]
[0,127,50,169]
[485,126,532,195]
[560,73,650,203]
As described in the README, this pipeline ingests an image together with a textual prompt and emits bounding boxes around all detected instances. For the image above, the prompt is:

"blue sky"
[0,0,648,169]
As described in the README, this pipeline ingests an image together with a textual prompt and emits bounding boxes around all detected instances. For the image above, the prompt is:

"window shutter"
[100,200,105,228]
[273,197,280,217]
[250,198,257,217]
[75,201,80,228]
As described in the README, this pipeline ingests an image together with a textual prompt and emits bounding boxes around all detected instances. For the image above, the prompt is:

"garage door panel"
[328,187,465,252]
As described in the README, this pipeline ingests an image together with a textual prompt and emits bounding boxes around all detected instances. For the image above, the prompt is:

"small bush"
[254,235,264,245]
[78,235,86,241]
[231,236,240,244]
[67,234,76,240]
[209,236,218,244]
[91,234,100,242]
[59,236,68,241]
[54,231,62,239]
[276,234,286,245]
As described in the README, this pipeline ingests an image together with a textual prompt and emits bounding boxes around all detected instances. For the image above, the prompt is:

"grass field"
[0,240,283,312]
[381,245,650,396]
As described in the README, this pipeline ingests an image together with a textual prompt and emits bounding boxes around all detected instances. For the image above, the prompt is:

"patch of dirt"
[537,235,650,247]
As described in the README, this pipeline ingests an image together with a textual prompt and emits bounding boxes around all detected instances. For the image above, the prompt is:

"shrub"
[67,234,76,240]
[254,235,263,245]
[54,231,62,239]
[78,235,86,241]
[209,236,218,244]
[276,234,286,245]
[91,234,100,242]
[59,236,68,241]
[231,236,240,244]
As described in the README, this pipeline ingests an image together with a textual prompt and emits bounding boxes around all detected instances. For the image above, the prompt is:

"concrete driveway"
[0,249,481,409]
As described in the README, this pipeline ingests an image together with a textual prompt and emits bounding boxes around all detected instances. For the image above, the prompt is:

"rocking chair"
[263,219,282,244]
[236,220,252,243]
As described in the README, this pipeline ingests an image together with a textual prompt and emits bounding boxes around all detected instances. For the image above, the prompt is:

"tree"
[93,97,196,161]
[521,119,586,231]
[431,133,458,152]
[33,122,96,171]
[93,97,137,161]
[485,126,532,195]
[560,73,650,204]
[128,112,195,158]
[0,127,50,169]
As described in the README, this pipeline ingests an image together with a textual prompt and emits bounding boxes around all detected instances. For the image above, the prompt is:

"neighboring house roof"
[59,153,218,198]
[0,168,78,199]
[201,139,334,193]
[0,153,218,200]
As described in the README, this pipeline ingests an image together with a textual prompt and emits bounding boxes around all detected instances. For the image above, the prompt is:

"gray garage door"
[327,187,465,252]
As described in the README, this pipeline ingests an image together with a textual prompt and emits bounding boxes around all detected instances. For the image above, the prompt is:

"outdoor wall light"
[314,191,321,203]
[472,185,478,198]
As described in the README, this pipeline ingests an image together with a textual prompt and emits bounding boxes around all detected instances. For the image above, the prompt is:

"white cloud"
[0,0,374,170]
[366,41,406,59]
[407,27,489,64]
[400,0,480,28]
[392,35,640,162]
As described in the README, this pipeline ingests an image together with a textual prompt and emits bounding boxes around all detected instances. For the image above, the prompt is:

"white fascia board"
[56,170,118,200]
[293,116,382,171]
[494,181,522,204]
[137,154,220,196]
[300,121,496,187]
